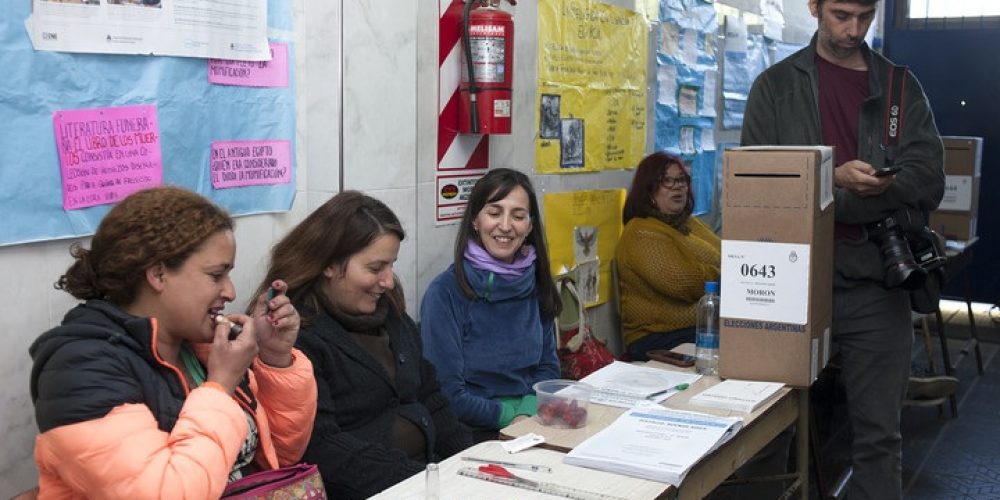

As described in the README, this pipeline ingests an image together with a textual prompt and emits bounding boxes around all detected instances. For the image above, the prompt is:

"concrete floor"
[810,301,1000,499]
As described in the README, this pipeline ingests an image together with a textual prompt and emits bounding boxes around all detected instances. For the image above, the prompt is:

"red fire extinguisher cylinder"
[459,2,514,135]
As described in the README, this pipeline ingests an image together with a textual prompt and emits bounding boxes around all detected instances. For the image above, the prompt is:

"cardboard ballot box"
[719,146,834,387]
[929,136,982,241]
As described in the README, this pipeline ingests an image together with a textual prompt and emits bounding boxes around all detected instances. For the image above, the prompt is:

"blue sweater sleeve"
[532,318,561,385]
[420,274,503,429]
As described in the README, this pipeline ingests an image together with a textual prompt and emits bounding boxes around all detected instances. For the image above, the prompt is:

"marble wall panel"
[342,0,417,191]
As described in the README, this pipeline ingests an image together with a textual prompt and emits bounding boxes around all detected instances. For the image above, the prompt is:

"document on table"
[578,361,701,408]
[689,379,784,413]
[564,402,743,485]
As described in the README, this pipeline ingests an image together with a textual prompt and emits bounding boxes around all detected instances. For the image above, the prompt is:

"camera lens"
[870,219,927,290]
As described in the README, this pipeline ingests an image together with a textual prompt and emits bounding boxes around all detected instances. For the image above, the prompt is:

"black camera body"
[866,210,946,293]
[907,226,949,313]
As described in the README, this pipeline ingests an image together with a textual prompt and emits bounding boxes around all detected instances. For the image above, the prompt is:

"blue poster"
[654,0,718,215]
[722,32,768,129]
[0,0,295,247]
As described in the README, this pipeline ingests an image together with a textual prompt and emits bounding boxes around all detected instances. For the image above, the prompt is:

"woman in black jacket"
[251,191,471,499]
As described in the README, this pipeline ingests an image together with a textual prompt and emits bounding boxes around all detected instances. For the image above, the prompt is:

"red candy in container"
[532,379,594,429]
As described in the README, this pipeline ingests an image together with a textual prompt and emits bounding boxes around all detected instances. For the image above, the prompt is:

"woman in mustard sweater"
[616,152,720,361]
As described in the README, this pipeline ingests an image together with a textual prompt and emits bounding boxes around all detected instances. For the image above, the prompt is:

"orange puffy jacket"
[30,301,317,499]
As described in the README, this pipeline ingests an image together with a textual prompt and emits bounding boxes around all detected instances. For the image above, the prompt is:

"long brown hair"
[56,186,233,307]
[253,191,406,323]
[453,168,561,320]
[622,151,694,225]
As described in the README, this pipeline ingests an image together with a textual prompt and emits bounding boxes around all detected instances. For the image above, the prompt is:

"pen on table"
[645,383,690,400]
[461,457,553,473]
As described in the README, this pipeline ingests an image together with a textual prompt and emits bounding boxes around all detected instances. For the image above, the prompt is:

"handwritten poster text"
[53,105,163,210]
[210,139,292,189]
[208,43,290,88]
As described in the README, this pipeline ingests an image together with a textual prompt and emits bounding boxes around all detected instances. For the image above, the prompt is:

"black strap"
[883,65,909,163]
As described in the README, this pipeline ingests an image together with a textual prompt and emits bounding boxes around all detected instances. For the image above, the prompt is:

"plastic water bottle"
[695,281,720,376]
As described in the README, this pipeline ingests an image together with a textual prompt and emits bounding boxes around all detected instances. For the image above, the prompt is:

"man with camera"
[740,1,944,499]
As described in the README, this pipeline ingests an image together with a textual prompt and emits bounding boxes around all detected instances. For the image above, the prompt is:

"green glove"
[496,398,520,428]
[516,394,537,416]
[496,395,539,428]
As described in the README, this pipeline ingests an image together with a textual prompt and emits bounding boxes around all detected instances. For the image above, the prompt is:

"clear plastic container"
[532,379,594,428]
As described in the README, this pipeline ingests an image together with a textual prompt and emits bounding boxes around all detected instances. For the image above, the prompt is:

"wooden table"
[369,440,668,499]
[501,360,809,500]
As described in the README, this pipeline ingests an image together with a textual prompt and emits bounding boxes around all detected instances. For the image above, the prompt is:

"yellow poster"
[536,0,648,174]
[543,188,626,307]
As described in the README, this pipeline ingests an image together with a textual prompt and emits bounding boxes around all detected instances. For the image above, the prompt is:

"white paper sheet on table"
[578,361,701,408]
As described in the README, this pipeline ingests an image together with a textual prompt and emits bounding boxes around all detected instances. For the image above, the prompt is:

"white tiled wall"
[0,240,77,496]
[340,0,419,315]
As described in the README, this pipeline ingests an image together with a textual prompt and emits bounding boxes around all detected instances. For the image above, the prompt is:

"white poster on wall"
[26,0,270,60]
[760,0,785,40]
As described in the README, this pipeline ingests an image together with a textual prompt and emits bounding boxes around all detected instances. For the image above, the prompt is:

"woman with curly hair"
[30,186,316,498]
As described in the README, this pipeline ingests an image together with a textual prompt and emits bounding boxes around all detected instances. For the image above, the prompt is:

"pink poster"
[208,43,290,88]
[210,140,292,189]
[53,105,163,211]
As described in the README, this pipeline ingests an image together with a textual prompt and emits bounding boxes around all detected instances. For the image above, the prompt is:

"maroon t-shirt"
[817,55,869,166]
[817,55,868,239]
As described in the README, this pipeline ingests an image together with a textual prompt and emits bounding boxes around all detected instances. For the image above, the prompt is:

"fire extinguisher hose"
[462,0,481,134]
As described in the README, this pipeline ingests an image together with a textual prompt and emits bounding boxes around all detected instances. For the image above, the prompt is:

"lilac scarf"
[464,240,536,277]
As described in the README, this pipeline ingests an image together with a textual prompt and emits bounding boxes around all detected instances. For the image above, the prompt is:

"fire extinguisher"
[459,0,515,135]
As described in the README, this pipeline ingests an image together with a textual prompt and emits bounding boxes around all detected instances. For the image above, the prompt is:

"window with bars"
[897,0,1000,29]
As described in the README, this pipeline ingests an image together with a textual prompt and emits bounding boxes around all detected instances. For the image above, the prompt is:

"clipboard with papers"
[564,402,744,485]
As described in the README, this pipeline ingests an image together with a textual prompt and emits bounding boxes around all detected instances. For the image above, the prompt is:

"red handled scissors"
[478,464,539,487]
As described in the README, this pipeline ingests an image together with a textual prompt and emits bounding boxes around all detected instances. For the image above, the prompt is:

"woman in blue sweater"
[420,168,562,437]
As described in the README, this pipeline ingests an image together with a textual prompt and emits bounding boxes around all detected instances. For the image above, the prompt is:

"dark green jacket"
[741,35,944,287]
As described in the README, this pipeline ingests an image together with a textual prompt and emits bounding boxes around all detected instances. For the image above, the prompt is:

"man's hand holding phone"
[873,164,902,177]
[834,160,896,197]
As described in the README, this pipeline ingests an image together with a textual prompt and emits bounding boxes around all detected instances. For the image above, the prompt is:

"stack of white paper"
[564,402,743,485]
[689,379,785,413]
[578,361,701,408]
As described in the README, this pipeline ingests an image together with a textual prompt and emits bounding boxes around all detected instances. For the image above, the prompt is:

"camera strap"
[883,64,909,163]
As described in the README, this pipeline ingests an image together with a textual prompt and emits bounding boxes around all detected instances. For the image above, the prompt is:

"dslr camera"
[866,209,947,292]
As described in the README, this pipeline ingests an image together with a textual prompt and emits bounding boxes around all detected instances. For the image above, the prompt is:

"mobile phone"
[646,349,696,367]
[873,165,901,177]
[265,286,277,311]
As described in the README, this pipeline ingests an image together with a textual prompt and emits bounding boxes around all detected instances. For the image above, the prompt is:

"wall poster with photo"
[560,118,585,168]
[540,93,561,139]
[535,0,647,173]
[543,188,625,308]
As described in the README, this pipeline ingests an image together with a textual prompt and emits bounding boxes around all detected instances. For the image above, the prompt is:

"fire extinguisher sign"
[436,172,485,223]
